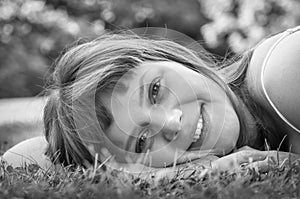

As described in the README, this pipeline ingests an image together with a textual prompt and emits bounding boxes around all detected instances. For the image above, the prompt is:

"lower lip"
[201,105,209,140]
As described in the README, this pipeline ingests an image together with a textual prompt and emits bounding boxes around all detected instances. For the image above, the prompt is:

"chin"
[212,141,238,156]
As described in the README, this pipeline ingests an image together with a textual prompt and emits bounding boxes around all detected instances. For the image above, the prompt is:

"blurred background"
[0,0,300,151]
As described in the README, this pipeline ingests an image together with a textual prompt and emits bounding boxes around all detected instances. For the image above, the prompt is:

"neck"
[225,51,287,151]
[235,93,264,149]
[236,83,288,151]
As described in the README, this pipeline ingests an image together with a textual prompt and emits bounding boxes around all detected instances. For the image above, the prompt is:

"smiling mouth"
[187,103,206,151]
[192,111,203,142]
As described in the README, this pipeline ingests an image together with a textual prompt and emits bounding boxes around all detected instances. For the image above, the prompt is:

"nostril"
[172,131,179,141]
[164,131,179,142]
[173,131,179,140]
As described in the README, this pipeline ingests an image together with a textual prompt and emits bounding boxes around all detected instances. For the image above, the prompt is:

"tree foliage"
[200,0,300,52]
[0,0,207,98]
[0,0,299,98]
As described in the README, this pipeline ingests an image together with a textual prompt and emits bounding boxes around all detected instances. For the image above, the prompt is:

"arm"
[262,28,300,152]
[263,28,300,131]
[2,136,53,169]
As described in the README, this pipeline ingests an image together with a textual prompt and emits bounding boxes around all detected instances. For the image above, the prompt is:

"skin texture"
[103,61,240,167]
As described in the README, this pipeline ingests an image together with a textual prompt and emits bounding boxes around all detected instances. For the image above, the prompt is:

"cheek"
[144,139,175,167]
[221,103,240,139]
[147,148,177,167]
[201,103,240,154]
[166,71,202,101]
[184,74,219,103]
[145,139,189,167]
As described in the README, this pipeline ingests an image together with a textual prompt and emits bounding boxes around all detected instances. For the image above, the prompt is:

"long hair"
[44,32,263,166]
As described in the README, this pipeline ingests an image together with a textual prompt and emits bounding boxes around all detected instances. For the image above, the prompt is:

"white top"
[260,26,300,134]
[1,136,53,169]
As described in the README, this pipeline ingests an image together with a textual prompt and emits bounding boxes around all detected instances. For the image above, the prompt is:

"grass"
[1,99,299,198]
[0,158,299,199]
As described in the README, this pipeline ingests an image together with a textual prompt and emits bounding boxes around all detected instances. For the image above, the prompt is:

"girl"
[3,26,300,173]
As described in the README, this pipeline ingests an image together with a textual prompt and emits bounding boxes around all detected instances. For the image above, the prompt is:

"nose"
[151,108,183,142]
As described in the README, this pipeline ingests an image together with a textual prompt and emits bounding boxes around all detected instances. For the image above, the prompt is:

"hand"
[98,147,217,181]
[210,146,300,173]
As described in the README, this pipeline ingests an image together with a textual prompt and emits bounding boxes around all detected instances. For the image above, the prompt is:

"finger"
[268,151,300,165]
[217,150,267,165]
[245,157,276,173]
[153,168,177,182]
[210,150,269,172]
[235,150,268,164]
[211,156,240,171]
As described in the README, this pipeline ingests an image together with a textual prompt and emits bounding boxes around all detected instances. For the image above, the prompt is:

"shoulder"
[262,27,300,131]
[1,136,53,169]
[263,27,300,81]
[248,27,300,132]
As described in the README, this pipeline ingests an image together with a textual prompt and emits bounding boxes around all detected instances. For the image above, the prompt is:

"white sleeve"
[1,136,53,169]
[260,26,300,134]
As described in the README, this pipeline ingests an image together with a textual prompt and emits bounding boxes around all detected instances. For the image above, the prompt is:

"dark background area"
[1,0,300,98]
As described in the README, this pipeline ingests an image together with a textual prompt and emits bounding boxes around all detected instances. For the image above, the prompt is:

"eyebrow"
[139,73,145,107]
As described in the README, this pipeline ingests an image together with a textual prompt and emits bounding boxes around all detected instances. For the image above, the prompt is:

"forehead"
[110,61,190,100]
[112,61,182,88]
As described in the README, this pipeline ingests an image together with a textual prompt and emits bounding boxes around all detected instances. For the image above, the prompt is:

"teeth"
[192,114,203,142]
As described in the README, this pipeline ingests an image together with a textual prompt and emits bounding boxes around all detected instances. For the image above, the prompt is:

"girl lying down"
[3,26,300,176]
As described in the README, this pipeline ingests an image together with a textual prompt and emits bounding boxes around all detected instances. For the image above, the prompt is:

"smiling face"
[102,61,240,167]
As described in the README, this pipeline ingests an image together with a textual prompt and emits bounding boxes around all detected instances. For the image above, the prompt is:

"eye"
[149,78,161,104]
[135,130,153,153]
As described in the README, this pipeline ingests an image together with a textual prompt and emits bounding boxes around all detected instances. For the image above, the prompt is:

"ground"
[0,155,299,199]
[0,97,299,198]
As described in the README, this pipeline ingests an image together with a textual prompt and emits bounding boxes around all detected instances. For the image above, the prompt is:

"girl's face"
[103,61,240,167]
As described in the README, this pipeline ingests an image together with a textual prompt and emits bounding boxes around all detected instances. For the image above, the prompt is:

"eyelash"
[149,78,161,104]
